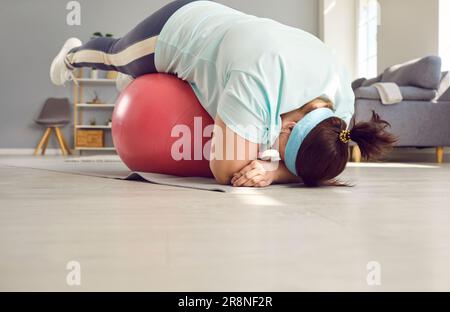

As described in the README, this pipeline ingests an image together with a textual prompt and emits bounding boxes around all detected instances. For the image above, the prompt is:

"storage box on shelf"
[76,130,104,148]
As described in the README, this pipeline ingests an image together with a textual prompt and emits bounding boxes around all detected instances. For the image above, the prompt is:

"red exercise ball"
[112,74,215,178]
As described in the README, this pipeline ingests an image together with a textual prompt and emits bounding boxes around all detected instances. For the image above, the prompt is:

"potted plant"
[87,91,104,105]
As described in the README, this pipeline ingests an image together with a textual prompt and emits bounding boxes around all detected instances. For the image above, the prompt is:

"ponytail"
[295,111,396,187]
[350,111,397,160]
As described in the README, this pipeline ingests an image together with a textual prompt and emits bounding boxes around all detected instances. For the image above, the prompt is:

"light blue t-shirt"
[155,1,355,145]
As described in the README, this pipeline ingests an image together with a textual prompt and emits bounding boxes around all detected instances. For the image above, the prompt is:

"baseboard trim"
[0,148,66,156]
[389,147,450,154]
[0,147,447,158]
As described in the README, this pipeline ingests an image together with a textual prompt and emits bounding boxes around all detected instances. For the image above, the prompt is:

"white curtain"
[357,0,380,78]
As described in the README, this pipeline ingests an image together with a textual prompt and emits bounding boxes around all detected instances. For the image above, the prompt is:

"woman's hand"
[231,160,279,188]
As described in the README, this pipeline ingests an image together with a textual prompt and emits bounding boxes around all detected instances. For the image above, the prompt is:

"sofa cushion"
[354,86,438,101]
[362,75,382,87]
[381,56,442,89]
[354,86,382,99]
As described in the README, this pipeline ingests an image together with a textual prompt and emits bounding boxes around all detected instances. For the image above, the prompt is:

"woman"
[50,0,396,187]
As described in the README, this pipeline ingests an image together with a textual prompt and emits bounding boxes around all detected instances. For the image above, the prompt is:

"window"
[357,0,379,78]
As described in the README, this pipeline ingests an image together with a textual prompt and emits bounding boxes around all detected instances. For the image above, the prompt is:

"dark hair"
[296,111,397,187]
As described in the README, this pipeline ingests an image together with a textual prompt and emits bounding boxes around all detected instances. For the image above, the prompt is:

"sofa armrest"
[352,78,366,91]
[437,72,450,101]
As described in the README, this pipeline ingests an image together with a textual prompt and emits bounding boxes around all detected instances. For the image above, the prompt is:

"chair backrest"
[36,98,71,122]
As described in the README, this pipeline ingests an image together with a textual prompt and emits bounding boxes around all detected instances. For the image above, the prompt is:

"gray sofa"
[351,56,450,163]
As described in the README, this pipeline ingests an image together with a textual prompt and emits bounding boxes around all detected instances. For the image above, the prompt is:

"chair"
[34,98,72,156]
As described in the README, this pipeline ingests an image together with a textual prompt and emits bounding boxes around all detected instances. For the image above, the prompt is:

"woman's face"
[277,101,332,159]
[277,120,297,160]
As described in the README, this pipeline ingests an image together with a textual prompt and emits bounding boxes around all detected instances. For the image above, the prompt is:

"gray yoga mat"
[0,156,301,193]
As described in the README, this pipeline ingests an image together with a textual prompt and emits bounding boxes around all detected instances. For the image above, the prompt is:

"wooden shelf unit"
[72,70,118,153]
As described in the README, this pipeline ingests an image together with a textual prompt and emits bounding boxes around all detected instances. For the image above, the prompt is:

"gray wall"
[319,0,357,79]
[0,0,318,149]
[378,0,440,72]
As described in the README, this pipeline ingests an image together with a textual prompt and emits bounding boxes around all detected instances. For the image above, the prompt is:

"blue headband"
[284,108,336,176]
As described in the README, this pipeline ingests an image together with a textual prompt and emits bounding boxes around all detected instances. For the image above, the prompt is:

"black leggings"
[65,0,200,78]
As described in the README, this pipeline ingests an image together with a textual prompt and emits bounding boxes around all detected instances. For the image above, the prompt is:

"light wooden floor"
[1,157,450,291]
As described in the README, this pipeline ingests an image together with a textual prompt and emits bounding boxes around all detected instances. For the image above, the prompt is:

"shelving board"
[76,125,112,129]
[75,78,116,85]
[75,147,117,151]
[77,104,116,108]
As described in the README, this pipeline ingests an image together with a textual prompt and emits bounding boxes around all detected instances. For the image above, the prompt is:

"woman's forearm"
[210,159,254,185]
[273,162,301,184]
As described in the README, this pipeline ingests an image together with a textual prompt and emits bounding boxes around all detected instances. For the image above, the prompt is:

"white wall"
[319,0,358,79]
[319,0,447,77]
[223,0,319,35]
[439,0,450,71]
[377,0,440,71]
[0,0,319,149]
